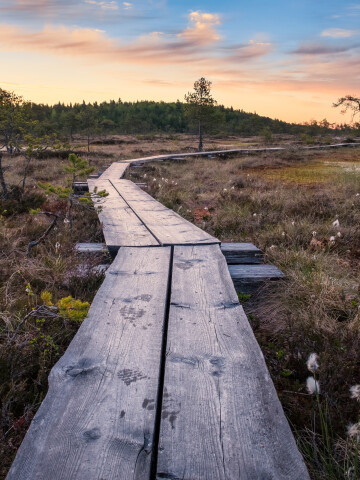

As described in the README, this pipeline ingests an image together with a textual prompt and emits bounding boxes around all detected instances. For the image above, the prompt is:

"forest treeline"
[27,99,359,139]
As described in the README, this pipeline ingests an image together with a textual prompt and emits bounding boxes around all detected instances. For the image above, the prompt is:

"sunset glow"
[1,0,359,123]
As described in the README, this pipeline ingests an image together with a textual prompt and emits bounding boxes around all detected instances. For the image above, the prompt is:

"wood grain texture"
[157,244,309,480]
[111,179,219,246]
[220,243,263,265]
[7,247,171,480]
[88,178,159,249]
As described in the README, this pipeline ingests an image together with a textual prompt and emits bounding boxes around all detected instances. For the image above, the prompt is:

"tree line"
[1,84,360,200]
[30,100,359,139]
[2,88,359,148]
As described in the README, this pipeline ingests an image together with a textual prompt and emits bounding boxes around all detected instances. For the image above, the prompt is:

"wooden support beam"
[75,242,108,253]
[72,182,89,193]
[6,247,172,480]
[228,264,285,294]
[220,242,264,264]
[157,244,309,480]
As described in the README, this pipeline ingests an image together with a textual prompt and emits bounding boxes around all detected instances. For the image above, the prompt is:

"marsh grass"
[0,150,109,478]
[1,135,360,479]
[130,145,360,479]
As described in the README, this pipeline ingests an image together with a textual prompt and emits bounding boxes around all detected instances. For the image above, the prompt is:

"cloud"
[292,42,360,55]
[0,10,234,65]
[321,28,359,38]
[0,0,154,23]
[178,11,222,46]
[223,40,272,61]
[1,0,75,14]
[0,22,212,65]
[85,0,119,10]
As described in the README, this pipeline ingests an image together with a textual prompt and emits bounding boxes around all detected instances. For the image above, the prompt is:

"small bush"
[0,188,45,217]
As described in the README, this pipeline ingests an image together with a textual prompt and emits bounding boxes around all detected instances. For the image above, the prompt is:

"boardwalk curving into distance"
[7,151,310,480]
[115,141,360,166]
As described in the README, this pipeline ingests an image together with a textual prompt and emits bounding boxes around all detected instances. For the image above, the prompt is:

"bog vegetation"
[0,86,360,479]
[135,147,360,480]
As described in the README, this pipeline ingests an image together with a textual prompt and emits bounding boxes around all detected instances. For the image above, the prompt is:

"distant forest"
[28,100,359,139]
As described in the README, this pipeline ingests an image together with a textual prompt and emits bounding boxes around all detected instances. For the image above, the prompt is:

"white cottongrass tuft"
[306,376,320,395]
[350,384,360,402]
[312,231,317,237]
[306,353,319,373]
[347,423,360,441]
[332,219,340,228]
[329,236,336,243]
[337,231,342,238]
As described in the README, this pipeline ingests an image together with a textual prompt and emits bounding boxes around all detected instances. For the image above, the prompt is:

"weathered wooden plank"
[88,178,159,252]
[99,162,130,181]
[112,179,220,246]
[7,247,171,480]
[157,244,309,480]
[229,264,284,293]
[75,242,108,253]
[220,242,264,264]
[87,162,130,191]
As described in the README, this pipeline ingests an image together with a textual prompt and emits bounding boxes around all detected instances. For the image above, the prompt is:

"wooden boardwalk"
[89,175,219,254]
[7,154,310,480]
[116,141,360,166]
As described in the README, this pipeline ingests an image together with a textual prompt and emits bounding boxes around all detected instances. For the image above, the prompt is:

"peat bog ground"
[1,133,360,479]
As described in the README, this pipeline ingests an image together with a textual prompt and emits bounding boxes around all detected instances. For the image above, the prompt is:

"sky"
[0,0,359,124]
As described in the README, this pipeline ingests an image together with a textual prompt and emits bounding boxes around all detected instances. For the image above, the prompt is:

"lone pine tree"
[185,77,217,152]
